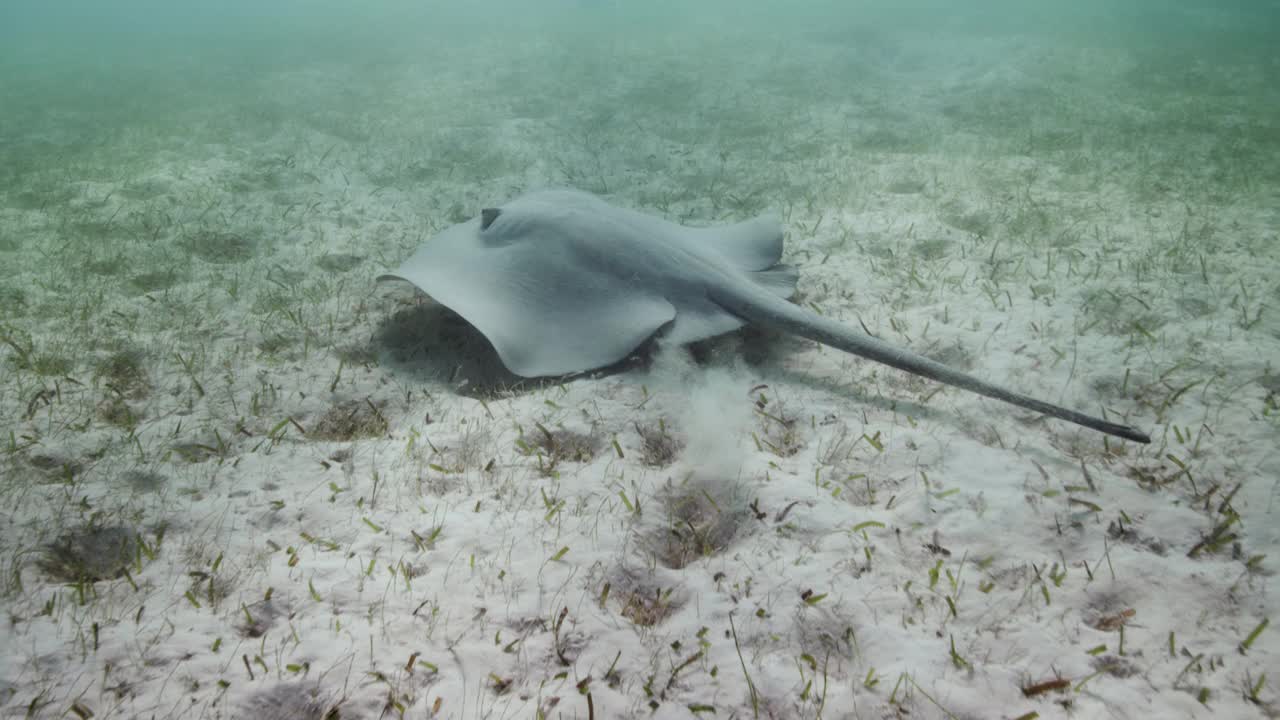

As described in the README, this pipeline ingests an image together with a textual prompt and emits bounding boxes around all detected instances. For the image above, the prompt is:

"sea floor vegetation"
[0,4,1277,718]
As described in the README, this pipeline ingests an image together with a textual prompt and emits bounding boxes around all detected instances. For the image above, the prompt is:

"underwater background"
[1,1,1277,718]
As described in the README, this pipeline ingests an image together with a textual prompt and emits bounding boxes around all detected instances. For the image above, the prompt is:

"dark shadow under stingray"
[373,294,1095,449]
[373,299,533,398]
[372,297,802,399]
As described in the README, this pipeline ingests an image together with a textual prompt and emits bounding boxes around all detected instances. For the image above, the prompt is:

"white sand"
[1,4,1277,718]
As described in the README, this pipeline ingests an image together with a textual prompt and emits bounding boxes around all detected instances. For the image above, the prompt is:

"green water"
[2,0,1277,419]
[2,0,1277,452]
[2,2,1279,718]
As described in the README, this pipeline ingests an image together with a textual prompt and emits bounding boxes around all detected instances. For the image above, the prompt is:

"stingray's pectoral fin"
[487,291,677,378]
[699,214,785,271]
[383,237,679,379]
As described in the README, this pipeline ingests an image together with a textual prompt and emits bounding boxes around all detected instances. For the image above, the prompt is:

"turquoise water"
[1,1,1277,718]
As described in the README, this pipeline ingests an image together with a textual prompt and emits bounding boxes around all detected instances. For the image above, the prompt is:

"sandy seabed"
[1,7,1278,719]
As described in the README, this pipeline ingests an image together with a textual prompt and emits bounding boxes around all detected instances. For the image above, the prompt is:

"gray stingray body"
[380,189,1150,444]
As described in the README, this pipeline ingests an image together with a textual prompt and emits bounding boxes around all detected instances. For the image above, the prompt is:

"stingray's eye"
[480,207,501,230]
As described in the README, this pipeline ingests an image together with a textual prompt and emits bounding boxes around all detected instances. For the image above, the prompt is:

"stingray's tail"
[715,287,1151,444]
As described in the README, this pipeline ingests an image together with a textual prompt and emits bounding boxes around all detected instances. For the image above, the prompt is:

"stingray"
[379,189,1150,443]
